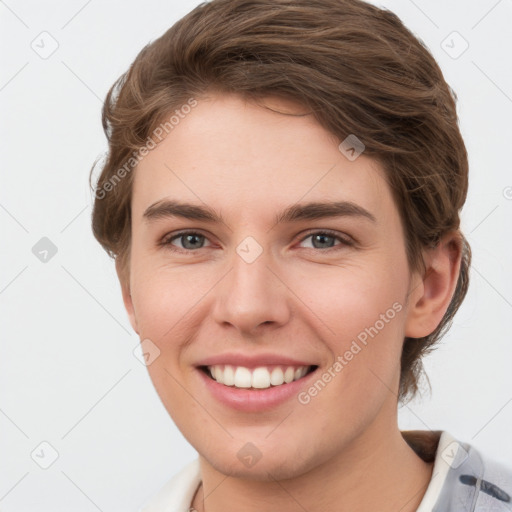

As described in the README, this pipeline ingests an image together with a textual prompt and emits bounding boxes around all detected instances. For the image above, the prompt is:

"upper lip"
[195,352,318,369]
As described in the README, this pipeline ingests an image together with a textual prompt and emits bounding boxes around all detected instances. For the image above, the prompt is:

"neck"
[191,423,434,512]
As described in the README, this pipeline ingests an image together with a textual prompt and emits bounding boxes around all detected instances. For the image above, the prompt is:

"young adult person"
[90,1,512,510]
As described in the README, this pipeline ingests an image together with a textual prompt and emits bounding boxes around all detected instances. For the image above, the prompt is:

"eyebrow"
[143,199,377,225]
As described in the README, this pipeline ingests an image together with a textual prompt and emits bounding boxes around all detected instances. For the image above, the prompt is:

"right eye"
[160,230,213,252]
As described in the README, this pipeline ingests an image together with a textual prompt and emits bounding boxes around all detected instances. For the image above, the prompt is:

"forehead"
[132,93,395,227]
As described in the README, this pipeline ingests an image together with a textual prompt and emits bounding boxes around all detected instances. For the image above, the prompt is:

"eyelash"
[159,229,355,253]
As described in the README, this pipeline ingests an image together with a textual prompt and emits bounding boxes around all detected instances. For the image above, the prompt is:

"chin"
[200,442,320,482]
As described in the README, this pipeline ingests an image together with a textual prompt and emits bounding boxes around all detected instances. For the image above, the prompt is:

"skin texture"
[118,93,462,511]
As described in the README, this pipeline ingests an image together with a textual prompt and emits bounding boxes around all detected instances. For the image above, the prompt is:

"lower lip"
[196,367,318,412]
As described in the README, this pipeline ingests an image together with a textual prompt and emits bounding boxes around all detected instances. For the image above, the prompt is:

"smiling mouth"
[199,364,318,390]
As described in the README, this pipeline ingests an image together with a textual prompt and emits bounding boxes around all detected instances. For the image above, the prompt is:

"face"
[121,93,423,480]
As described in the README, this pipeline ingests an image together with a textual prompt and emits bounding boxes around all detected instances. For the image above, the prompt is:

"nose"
[211,241,291,336]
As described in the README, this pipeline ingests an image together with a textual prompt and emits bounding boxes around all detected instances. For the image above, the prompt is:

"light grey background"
[1,0,511,510]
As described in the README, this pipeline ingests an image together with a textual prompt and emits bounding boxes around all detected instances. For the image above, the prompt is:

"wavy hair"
[90,0,471,404]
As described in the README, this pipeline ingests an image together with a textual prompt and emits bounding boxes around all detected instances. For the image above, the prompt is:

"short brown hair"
[90,0,471,404]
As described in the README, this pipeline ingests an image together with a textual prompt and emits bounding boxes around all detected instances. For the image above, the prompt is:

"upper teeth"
[207,365,311,389]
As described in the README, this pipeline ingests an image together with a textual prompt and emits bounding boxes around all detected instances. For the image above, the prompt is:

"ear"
[115,257,139,335]
[404,232,463,338]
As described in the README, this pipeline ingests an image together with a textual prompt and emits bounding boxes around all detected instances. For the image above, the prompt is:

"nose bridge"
[212,235,289,333]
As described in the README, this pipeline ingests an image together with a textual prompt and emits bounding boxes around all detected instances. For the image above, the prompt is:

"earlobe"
[115,257,139,335]
[404,232,462,339]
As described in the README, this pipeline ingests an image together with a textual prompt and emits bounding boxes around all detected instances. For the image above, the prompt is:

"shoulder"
[137,458,201,512]
[437,435,512,512]
[408,430,512,512]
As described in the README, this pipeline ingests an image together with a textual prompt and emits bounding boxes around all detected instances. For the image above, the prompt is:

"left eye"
[298,230,353,250]
[160,230,353,252]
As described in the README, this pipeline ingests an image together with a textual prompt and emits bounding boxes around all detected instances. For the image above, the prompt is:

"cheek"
[293,257,406,337]
[129,252,212,337]
[289,255,407,388]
